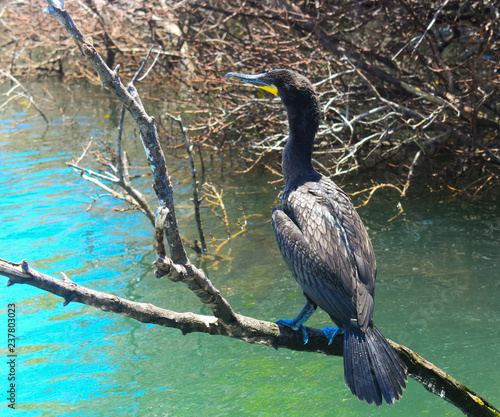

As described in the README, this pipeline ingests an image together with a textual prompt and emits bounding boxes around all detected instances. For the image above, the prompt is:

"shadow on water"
[0,80,498,416]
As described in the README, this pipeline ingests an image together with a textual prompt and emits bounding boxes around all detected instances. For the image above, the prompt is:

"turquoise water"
[0,81,499,416]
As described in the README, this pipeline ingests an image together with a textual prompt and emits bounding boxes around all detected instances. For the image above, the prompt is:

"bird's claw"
[321,327,339,345]
[275,319,310,344]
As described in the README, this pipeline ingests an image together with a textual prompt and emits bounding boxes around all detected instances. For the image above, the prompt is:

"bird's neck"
[282,108,319,185]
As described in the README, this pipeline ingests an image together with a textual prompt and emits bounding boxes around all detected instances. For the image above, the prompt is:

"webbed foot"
[275,319,310,344]
[275,300,317,345]
[321,327,340,345]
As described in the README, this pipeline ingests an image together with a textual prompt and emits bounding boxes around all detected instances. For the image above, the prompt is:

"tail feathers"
[343,325,407,406]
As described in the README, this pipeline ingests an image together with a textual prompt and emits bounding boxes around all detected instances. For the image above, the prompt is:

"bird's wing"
[316,178,377,292]
[272,207,357,326]
[277,178,376,330]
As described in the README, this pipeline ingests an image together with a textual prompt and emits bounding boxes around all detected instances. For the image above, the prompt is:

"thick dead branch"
[44,0,240,326]
[45,0,186,262]
[1,258,499,417]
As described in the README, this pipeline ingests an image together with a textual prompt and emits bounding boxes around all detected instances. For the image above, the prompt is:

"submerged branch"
[167,112,207,253]
[0,69,50,124]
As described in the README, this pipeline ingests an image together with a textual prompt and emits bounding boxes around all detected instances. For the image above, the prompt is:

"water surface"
[0,80,499,416]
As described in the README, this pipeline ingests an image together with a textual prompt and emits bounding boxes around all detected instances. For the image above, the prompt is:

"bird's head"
[225,69,319,113]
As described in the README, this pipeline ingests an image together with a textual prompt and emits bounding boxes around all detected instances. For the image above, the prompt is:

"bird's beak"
[225,72,278,96]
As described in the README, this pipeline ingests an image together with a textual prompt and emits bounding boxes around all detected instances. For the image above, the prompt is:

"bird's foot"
[275,301,316,345]
[321,327,340,345]
[275,319,310,344]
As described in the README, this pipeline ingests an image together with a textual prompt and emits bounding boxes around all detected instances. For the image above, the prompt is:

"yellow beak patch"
[258,84,278,96]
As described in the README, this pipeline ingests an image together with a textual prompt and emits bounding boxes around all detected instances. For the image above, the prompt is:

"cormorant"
[225,69,407,406]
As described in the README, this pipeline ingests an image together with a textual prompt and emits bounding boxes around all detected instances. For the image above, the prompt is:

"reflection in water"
[0,81,498,416]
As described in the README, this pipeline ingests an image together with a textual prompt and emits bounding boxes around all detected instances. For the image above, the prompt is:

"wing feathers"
[273,176,375,331]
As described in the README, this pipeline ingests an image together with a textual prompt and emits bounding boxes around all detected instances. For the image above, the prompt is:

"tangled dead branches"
[1,0,499,199]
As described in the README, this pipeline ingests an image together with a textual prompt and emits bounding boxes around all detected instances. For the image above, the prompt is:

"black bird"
[225,69,407,406]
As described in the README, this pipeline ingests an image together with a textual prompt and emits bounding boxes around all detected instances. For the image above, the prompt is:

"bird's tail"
[343,325,407,406]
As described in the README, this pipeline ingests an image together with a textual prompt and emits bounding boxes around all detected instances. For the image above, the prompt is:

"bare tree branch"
[2,258,499,417]
[0,68,50,124]
[46,0,186,262]
[166,112,208,253]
